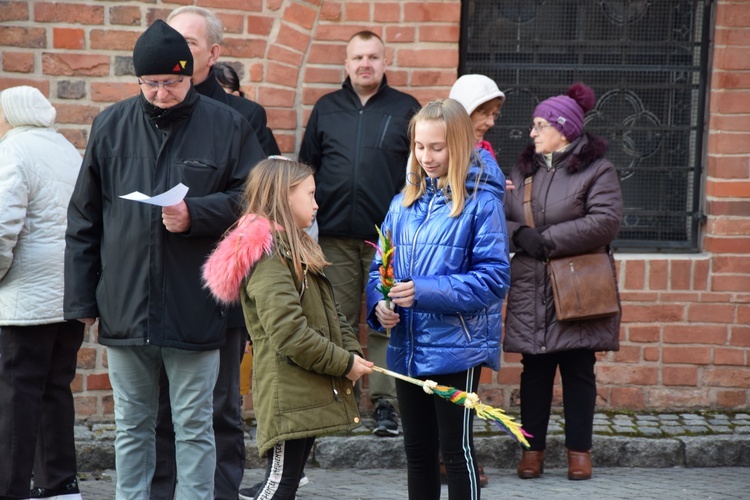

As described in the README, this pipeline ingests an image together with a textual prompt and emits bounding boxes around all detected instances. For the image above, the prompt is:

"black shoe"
[373,400,399,436]
[29,477,82,499]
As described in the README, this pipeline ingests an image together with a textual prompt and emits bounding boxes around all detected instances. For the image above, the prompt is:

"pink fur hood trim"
[202,214,275,304]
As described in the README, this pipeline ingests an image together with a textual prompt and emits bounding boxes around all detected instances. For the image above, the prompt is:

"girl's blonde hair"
[242,158,328,279]
[402,98,477,217]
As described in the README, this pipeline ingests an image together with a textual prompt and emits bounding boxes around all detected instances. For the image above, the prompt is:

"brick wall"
[1,0,748,419]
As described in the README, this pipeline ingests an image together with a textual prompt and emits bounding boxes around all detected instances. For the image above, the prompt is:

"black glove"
[513,226,556,260]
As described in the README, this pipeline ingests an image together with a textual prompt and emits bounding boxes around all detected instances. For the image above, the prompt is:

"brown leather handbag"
[523,177,619,321]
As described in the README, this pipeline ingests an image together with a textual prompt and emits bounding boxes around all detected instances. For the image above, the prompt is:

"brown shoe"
[517,450,544,479]
[567,449,592,480]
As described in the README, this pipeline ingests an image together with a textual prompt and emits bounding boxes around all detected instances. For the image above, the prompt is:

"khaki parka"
[202,215,363,456]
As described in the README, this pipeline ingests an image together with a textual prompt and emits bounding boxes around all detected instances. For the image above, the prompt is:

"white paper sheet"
[119,183,189,206]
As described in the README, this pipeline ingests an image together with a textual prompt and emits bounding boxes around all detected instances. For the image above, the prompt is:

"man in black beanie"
[64,19,265,499]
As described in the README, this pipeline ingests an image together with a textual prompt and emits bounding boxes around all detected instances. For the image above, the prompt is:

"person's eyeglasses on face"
[137,77,185,92]
[529,123,554,134]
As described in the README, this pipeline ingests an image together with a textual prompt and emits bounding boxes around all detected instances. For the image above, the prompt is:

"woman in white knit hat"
[0,86,85,499]
[449,74,506,160]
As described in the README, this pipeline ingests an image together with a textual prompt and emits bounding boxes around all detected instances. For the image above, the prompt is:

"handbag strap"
[523,176,535,228]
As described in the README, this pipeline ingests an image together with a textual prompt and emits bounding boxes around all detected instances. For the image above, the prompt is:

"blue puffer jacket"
[366,149,510,377]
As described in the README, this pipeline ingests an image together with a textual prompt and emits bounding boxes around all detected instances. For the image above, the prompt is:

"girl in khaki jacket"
[203,158,373,499]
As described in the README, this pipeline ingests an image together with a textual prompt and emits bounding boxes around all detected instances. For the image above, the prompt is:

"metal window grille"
[459,0,712,252]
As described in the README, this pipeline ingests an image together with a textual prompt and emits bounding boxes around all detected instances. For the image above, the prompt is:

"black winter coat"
[503,134,623,355]
[64,88,265,350]
[298,76,420,241]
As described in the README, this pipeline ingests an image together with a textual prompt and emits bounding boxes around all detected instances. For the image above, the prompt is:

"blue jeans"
[107,345,220,500]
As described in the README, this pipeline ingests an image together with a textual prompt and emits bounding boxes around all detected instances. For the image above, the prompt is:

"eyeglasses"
[529,123,554,133]
[137,77,185,92]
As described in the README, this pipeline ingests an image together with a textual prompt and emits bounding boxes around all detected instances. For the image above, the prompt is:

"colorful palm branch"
[372,365,531,448]
[365,226,396,335]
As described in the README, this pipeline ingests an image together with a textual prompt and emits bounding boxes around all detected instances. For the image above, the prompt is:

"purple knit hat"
[533,83,596,141]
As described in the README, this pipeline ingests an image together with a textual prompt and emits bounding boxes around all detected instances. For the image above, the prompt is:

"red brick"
[76,348,97,369]
[669,259,692,290]
[608,387,645,409]
[0,26,47,48]
[222,38,266,58]
[714,255,750,274]
[663,324,728,344]
[730,325,750,347]
[704,236,750,254]
[613,345,640,363]
[273,131,296,154]
[597,365,658,385]
[52,27,84,49]
[266,61,299,87]
[707,155,750,179]
[716,390,747,408]
[74,395,97,416]
[713,47,750,71]
[304,66,344,84]
[649,388,710,408]
[307,42,346,65]
[501,352,522,365]
[704,366,750,388]
[2,51,34,73]
[146,8,173,27]
[0,77,49,94]
[320,0,342,21]
[397,48,458,68]
[110,5,141,26]
[201,0,262,11]
[42,53,109,77]
[34,2,104,24]
[662,346,711,365]
[706,179,750,197]
[659,292,700,303]
[712,274,750,292]
[0,2,29,22]
[374,2,401,23]
[716,2,750,28]
[693,258,710,290]
[102,395,115,415]
[247,62,264,83]
[739,304,750,324]
[403,2,461,22]
[714,347,745,366]
[643,346,660,362]
[54,103,101,125]
[247,15,275,36]
[628,325,660,343]
[707,200,750,217]
[267,109,297,130]
[713,70,750,90]
[87,373,112,391]
[402,88,443,104]
[419,24,460,43]
[258,86,296,107]
[276,24,312,53]
[267,45,304,67]
[70,374,83,393]
[90,30,140,51]
[91,82,138,103]
[410,69,456,87]
[496,366,522,385]
[58,128,87,150]
[622,304,684,323]
[345,2,371,21]
[687,303,737,323]
[283,2,317,30]
[386,69,409,87]
[662,366,698,386]
[710,218,750,237]
[622,259,646,290]
[316,24,372,42]
[217,13,244,34]
[384,26,416,44]
[710,114,750,133]
[709,131,750,154]
[648,259,668,290]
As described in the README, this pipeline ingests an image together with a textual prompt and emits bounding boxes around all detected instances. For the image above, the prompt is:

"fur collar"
[517,133,609,177]
[202,215,275,304]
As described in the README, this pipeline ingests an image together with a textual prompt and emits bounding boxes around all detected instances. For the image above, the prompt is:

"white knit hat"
[449,74,505,116]
[0,86,56,128]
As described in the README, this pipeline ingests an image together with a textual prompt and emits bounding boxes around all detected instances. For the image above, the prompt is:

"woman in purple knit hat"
[502,84,623,482]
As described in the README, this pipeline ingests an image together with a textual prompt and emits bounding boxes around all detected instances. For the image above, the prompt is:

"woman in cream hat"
[449,74,506,159]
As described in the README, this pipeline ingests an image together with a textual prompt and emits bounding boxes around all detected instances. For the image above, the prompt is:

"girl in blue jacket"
[366,99,510,500]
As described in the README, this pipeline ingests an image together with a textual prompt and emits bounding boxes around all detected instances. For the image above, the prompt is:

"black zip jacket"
[298,76,420,240]
[64,87,265,350]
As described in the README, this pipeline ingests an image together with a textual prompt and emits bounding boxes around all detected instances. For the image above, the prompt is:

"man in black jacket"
[140,7,278,500]
[298,31,420,437]
[64,20,265,499]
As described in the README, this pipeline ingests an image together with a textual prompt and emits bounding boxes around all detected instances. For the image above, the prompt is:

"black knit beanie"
[133,19,193,77]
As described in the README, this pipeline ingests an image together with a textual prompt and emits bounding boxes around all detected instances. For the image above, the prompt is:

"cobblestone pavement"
[78,466,748,499]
